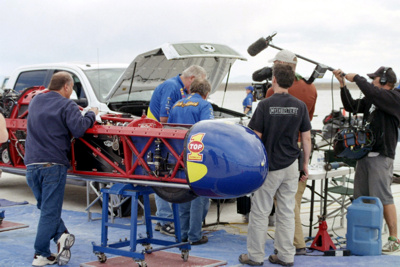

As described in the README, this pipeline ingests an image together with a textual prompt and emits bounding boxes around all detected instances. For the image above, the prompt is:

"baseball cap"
[268,49,297,65]
[245,86,254,91]
[367,66,397,83]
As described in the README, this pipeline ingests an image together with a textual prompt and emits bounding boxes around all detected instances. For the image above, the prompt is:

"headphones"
[380,67,391,85]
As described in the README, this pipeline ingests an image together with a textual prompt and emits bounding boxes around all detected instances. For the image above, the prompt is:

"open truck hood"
[105,42,247,102]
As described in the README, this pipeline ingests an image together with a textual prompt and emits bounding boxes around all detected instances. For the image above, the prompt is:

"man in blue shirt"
[148,65,207,123]
[148,65,207,236]
[168,78,214,245]
[243,85,254,115]
[25,71,98,266]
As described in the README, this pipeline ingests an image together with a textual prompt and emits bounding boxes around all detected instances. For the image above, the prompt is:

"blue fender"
[184,120,268,199]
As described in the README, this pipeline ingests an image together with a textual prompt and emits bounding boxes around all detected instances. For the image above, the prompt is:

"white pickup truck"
[3,42,249,124]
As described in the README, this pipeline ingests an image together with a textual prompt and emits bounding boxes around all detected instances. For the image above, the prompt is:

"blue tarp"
[0,205,400,266]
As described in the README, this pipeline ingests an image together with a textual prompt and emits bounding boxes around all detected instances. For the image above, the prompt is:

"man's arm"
[333,70,365,113]
[253,130,262,139]
[0,114,8,143]
[160,117,168,123]
[300,130,311,181]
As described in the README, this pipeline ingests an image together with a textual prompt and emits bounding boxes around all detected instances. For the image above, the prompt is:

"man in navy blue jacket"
[25,71,98,266]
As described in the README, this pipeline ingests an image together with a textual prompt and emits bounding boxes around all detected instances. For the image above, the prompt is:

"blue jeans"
[179,197,210,242]
[155,194,173,225]
[26,164,68,257]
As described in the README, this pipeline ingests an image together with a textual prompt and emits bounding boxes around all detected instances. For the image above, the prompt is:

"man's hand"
[299,169,308,182]
[333,69,346,87]
[90,107,99,115]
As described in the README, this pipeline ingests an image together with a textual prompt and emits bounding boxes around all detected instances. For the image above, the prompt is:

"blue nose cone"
[184,120,268,199]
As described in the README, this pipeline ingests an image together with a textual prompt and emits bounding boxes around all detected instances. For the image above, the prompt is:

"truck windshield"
[83,68,125,102]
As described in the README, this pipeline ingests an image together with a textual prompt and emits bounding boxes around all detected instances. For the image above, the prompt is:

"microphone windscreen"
[252,67,273,82]
[247,37,268,56]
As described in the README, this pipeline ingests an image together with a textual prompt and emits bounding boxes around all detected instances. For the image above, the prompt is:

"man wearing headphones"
[333,67,400,252]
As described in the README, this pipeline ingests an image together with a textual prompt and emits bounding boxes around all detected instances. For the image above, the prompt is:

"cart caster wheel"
[97,253,107,263]
[181,250,189,262]
[137,260,147,267]
[142,243,153,251]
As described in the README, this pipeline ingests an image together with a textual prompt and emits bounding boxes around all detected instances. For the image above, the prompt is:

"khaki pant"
[294,180,307,249]
[247,161,298,263]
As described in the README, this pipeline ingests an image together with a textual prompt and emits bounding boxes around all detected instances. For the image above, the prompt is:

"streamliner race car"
[0,42,269,203]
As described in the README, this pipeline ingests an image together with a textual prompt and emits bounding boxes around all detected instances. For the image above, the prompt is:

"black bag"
[333,128,373,160]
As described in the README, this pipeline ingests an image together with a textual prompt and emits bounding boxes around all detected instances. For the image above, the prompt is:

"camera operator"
[266,50,318,256]
[333,67,400,252]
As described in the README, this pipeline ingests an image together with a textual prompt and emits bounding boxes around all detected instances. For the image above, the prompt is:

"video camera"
[251,67,272,100]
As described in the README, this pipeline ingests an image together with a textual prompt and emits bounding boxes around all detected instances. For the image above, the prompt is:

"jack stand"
[92,183,190,265]
[310,216,336,252]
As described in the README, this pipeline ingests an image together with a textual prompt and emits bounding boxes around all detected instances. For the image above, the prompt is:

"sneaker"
[155,222,162,231]
[191,236,208,245]
[57,233,75,265]
[382,236,400,252]
[238,254,263,266]
[268,254,294,266]
[160,223,175,237]
[32,254,56,266]
[295,248,307,255]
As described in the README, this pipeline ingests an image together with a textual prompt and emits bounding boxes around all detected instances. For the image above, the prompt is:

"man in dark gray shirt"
[239,64,311,266]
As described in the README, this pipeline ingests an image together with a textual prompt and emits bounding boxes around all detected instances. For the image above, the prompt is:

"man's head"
[269,49,297,71]
[245,86,254,93]
[181,65,207,91]
[367,66,397,89]
[272,64,295,89]
[190,78,211,99]
[48,71,74,98]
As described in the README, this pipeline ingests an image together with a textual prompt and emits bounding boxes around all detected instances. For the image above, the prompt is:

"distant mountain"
[226,76,335,84]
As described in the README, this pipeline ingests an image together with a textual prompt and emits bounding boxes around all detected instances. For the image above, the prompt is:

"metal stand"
[204,199,229,227]
[92,183,190,266]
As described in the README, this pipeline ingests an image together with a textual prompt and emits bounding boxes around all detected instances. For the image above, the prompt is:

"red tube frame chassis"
[2,87,190,187]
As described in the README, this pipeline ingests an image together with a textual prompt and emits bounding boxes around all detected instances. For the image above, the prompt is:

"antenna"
[97,48,100,104]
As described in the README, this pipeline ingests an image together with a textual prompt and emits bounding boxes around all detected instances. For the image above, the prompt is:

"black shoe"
[190,236,208,245]
[160,223,175,237]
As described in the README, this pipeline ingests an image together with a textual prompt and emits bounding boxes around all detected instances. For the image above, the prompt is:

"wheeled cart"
[92,183,190,266]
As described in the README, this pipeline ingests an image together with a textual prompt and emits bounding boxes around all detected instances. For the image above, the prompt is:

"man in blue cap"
[243,85,254,115]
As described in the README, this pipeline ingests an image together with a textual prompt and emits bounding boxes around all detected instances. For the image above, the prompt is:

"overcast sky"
[1,0,400,83]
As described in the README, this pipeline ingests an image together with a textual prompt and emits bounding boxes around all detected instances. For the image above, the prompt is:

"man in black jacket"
[333,67,400,252]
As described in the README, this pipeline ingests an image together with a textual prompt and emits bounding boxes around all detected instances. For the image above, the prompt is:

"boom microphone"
[252,67,273,82]
[247,32,277,56]
[248,37,268,56]
[324,162,348,171]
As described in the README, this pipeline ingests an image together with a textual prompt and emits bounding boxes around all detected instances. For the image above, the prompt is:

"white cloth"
[247,160,298,263]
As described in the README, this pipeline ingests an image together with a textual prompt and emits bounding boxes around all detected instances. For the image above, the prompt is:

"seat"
[323,150,355,228]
